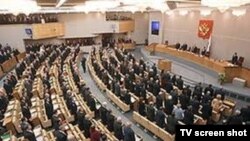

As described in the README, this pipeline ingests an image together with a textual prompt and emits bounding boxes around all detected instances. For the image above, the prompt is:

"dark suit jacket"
[124,127,135,141]
[183,110,194,125]
[23,130,37,141]
[54,130,68,141]
[155,110,165,128]
[114,121,124,140]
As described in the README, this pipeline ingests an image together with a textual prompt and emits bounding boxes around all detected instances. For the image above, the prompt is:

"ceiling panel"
[63,0,86,6]
[36,0,58,6]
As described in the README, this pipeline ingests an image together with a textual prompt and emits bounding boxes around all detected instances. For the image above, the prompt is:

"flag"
[198,20,214,39]
[206,35,212,52]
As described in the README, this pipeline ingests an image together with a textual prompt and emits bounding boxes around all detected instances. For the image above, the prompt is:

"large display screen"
[151,21,160,35]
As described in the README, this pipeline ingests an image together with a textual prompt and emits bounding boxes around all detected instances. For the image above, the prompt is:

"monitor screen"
[25,28,32,35]
[151,21,160,35]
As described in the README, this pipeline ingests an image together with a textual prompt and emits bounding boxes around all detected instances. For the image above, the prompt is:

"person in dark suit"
[106,109,115,132]
[166,113,178,134]
[45,98,53,119]
[124,122,135,141]
[182,106,194,125]
[81,56,87,73]
[83,115,92,138]
[176,76,184,90]
[179,93,189,110]
[214,87,226,100]
[204,84,214,97]
[76,108,86,131]
[155,107,166,128]
[175,43,181,50]
[23,126,36,141]
[165,81,173,93]
[88,95,96,112]
[3,79,12,99]
[52,110,61,130]
[138,98,146,116]
[146,102,155,122]
[156,93,163,109]
[113,117,124,140]
[54,128,68,141]
[21,104,31,120]
[170,89,178,105]
[240,105,250,122]
[226,110,243,125]
[99,102,108,125]
[123,90,131,105]
[201,102,212,120]
[165,96,174,115]
[232,52,238,64]
[140,84,147,100]
[20,117,32,132]
[69,99,77,117]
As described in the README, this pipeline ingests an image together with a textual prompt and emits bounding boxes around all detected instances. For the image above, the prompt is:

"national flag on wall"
[198,20,214,39]
[206,35,212,52]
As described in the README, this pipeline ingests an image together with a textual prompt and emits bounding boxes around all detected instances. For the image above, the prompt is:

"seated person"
[175,43,180,50]
[232,52,238,64]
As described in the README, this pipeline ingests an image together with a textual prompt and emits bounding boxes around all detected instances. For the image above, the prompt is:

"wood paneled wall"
[32,23,65,39]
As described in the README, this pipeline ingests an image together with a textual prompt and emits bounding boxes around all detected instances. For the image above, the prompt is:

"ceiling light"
[179,10,189,16]
[165,11,173,16]
[201,0,250,12]
[232,8,246,16]
[200,9,212,16]
[0,0,40,15]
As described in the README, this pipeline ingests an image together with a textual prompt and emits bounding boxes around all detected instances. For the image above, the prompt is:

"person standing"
[232,52,238,65]
[124,122,135,141]
[81,56,86,73]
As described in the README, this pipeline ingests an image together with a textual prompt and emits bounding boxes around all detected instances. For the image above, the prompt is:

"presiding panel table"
[146,44,250,87]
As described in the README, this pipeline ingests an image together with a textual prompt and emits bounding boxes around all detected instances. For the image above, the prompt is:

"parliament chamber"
[0,0,250,141]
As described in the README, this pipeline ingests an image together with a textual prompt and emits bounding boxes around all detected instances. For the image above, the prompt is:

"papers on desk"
[135,135,142,141]
[34,126,42,137]
[7,105,14,111]
[51,95,56,99]
[54,104,59,110]
[96,103,101,110]
[30,108,36,114]
[9,101,14,105]
[36,136,44,141]
[4,112,11,118]
[131,97,136,103]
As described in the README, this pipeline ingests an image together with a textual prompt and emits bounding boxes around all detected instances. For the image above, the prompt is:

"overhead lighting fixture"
[74,0,120,12]
[201,0,250,12]
[0,0,40,15]
[179,10,189,16]
[232,8,246,16]
[165,11,173,16]
[200,9,212,16]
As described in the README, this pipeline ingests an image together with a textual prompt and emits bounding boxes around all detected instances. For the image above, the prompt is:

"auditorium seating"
[133,111,174,141]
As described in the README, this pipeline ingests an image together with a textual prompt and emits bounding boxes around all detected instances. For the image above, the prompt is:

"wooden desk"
[158,59,172,71]
[3,100,22,135]
[13,80,24,100]
[117,43,135,50]
[16,52,26,62]
[133,112,174,141]
[1,57,17,73]
[0,67,4,78]
[146,44,250,87]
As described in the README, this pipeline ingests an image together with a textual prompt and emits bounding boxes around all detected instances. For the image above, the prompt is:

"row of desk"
[0,52,26,78]
[146,44,250,87]
[89,51,141,112]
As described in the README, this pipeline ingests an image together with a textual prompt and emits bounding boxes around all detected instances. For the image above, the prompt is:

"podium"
[158,59,172,71]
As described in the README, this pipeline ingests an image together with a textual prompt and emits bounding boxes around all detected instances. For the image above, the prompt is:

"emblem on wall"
[198,20,214,39]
